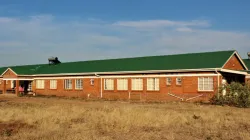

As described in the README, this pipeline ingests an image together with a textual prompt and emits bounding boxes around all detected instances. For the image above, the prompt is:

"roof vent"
[248,52,250,59]
[48,57,61,65]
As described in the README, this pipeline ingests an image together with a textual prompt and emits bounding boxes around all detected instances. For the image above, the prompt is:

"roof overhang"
[246,70,250,78]
[34,73,221,79]
[2,78,34,81]
[18,75,34,77]
[1,67,248,77]
[219,68,248,75]
[29,68,218,77]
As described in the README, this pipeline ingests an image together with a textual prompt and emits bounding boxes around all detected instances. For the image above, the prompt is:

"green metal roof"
[0,67,7,75]
[1,50,235,76]
[243,59,250,69]
[243,59,250,73]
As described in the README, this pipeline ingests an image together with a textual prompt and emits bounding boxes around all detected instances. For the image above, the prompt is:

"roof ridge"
[1,63,47,69]
[0,49,235,68]
[61,49,236,64]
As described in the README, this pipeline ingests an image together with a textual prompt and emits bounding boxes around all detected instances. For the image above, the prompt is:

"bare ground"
[0,94,250,140]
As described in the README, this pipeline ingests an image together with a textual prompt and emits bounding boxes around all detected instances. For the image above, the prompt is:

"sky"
[0,0,250,66]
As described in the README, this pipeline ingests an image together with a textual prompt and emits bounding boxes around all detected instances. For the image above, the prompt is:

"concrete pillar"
[3,80,6,94]
[15,80,19,96]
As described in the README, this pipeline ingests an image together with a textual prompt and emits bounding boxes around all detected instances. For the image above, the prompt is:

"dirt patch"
[0,121,34,137]
[0,100,8,103]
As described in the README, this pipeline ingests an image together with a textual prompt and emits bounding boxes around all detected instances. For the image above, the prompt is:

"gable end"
[222,52,248,70]
[1,68,18,78]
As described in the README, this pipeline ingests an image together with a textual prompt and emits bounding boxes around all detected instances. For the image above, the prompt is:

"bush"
[17,92,24,97]
[211,82,250,108]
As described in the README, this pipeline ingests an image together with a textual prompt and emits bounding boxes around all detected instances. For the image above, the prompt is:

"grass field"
[0,94,250,140]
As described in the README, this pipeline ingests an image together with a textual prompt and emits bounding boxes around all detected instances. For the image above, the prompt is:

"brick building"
[0,50,249,101]
[243,57,250,85]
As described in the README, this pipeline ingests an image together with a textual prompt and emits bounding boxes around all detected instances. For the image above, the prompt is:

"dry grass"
[0,95,250,140]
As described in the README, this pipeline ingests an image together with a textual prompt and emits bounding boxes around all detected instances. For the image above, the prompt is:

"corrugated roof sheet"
[0,67,7,76]
[243,59,250,69]
[1,50,235,75]
[243,59,250,73]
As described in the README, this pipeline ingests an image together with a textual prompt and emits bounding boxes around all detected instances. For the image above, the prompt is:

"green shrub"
[17,92,24,97]
[211,82,250,108]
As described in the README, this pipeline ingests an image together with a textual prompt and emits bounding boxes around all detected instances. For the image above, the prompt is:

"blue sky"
[0,0,250,66]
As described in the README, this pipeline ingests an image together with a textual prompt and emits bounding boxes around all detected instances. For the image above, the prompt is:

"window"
[176,77,182,85]
[90,79,94,86]
[11,80,14,88]
[132,78,143,90]
[117,79,128,90]
[36,80,45,89]
[64,79,72,89]
[198,77,214,91]
[104,79,114,90]
[166,77,172,85]
[75,79,83,89]
[50,80,57,89]
[147,78,159,91]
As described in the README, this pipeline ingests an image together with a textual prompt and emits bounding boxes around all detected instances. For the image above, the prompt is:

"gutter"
[215,69,220,89]
[100,77,103,98]
[219,68,248,75]
[94,74,103,98]
[32,74,220,79]
[19,68,219,77]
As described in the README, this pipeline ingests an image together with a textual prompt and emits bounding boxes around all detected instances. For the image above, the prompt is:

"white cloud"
[113,19,210,28]
[176,27,193,32]
[0,17,16,23]
[0,15,249,67]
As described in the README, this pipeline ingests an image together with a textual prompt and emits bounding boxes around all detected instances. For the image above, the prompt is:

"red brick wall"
[101,75,219,101]
[1,71,221,102]
[30,73,220,102]
[0,69,17,91]
[223,54,245,70]
[0,79,3,91]
[33,78,101,98]
[0,79,14,91]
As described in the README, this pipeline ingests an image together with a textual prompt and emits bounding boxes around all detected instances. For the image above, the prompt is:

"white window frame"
[75,79,83,90]
[198,77,214,91]
[64,79,72,89]
[147,78,159,91]
[90,79,94,86]
[11,80,14,88]
[117,78,128,90]
[176,77,182,85]
[104,79,114,90]
[50,80,57,89]
[132,78,143,91]
[166,77,172,85]
[36,80,45,89]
